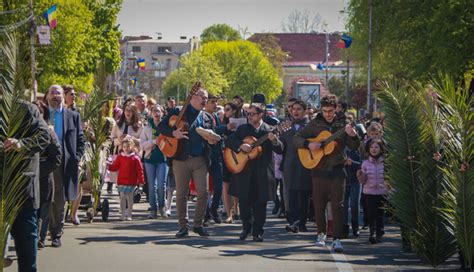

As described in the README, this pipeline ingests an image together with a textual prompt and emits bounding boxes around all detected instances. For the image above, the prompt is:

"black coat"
[39,128,62,204]
[0,100,51,209]
[225,122,283,202]
[58,108,85,201]
[280,118,312,191]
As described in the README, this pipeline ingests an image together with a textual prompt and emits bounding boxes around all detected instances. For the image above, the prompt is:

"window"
[157,46,172,53]
[132,46,141,53]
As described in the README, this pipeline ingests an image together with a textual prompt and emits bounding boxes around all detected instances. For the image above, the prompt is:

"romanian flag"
[336,33,352,49]
[131,77,138,86]
[43,5,58,29]
[137,58,145,70]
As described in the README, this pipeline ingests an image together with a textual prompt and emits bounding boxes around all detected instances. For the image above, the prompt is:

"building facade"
[117,35,199,102]
[249,33,356,106]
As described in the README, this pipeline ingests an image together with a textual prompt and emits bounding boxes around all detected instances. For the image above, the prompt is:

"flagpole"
[29,0,37,101]
[325,31,329,89]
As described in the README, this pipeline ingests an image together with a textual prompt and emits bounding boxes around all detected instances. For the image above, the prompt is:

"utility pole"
[325,31,329,89]
[29,0,37,101]
[345,59,350,102]
[367,0,373,113]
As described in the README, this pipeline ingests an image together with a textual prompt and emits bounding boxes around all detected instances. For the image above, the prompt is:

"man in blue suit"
[46,85,85,247]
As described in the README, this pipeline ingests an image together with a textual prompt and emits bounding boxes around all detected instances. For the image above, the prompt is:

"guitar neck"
[323,128,346,145]
[174,82,201,125]
[174,96,193,125]
[252,133,269,147]
[321,116,365,146]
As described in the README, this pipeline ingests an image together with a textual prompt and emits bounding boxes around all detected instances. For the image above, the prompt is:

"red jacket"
[108,153,144,186]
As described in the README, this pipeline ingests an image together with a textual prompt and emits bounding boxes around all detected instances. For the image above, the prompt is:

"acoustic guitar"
[156,81,202,158]
[298,117,364,169]
[224,121,291,174]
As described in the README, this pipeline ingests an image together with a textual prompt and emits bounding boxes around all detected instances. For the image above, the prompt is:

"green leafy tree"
[327,76,345,99]
[87,0,123,74]
[162,41,282,103]
[248,33,287,76]
[0,0,123,94]
[161,51,229,102]
[200,23,241,44]
[345,0,474,81]
[201,41,282,102]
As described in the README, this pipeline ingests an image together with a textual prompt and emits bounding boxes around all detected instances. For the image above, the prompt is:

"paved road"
[5,193,460,271]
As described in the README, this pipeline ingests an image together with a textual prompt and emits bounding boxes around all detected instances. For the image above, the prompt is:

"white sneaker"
[166,209,171,217]
[332,239,343,253]
[126,216,132,221]
[316,233,327,247]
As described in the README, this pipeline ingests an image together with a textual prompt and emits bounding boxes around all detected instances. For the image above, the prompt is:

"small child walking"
[108,137,144,221]
[357,139,387,244]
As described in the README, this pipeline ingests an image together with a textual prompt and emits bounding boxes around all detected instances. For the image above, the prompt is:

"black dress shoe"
[239,230,250,240]
[192,226,210,237]
[252,234,264,242]
[211,211,222,224]
[51,237,62,248]
[298,225,308,232]
[38,240,45,249]
[272,205,279,215]
[175,227,189,238]
[285,224,298,233]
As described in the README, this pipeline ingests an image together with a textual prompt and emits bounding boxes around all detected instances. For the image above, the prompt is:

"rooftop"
[249,33,346,64]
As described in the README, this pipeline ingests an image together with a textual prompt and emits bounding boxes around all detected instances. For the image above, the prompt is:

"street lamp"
[165,49,187,103]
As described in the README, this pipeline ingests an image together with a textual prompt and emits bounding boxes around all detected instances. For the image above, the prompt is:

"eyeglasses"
[247,112,260,117]
[194,94,208,100]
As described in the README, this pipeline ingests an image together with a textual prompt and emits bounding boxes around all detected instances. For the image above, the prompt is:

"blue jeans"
[37,202,50,243]
[209,157,223,213]
[11,202,38,272]
[145,162,168,211]
[343,182,361,225]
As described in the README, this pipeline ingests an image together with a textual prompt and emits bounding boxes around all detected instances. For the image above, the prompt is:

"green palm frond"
[434,75,474,269]
[377,79,457,266]
[0,32,35,270]
[79,62,114,216]
[377,80,422,232]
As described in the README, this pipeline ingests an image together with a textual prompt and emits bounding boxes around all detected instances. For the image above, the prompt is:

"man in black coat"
[2,99,50,272]
[45,85,85,248]
[226,104,283,242]
[280,100,312,233]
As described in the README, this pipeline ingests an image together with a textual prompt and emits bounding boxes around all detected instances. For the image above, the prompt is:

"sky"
[118,0,349,40]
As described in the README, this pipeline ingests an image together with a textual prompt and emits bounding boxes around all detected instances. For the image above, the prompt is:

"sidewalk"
[5,192,461,271]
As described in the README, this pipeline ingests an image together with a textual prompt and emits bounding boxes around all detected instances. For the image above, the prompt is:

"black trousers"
[365,194,385,236]
[288,190,310,226]
[239,201,267,236]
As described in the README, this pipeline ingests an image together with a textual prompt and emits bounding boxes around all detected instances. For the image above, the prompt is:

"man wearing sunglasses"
[225,104,283,242]
[158,88,214,238]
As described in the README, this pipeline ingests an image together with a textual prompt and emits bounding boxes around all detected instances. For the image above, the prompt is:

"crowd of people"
[3,84,390,271]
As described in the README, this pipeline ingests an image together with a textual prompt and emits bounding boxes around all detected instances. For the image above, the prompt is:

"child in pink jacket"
[357,139,387,244]
[108,137,144,221]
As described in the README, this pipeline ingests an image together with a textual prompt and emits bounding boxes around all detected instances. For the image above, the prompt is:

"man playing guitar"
[293,95,360,253]
[158,87,212,238]
[225,104,283,242]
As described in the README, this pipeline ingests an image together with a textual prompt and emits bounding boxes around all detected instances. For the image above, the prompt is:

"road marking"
[327,245,354,272]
